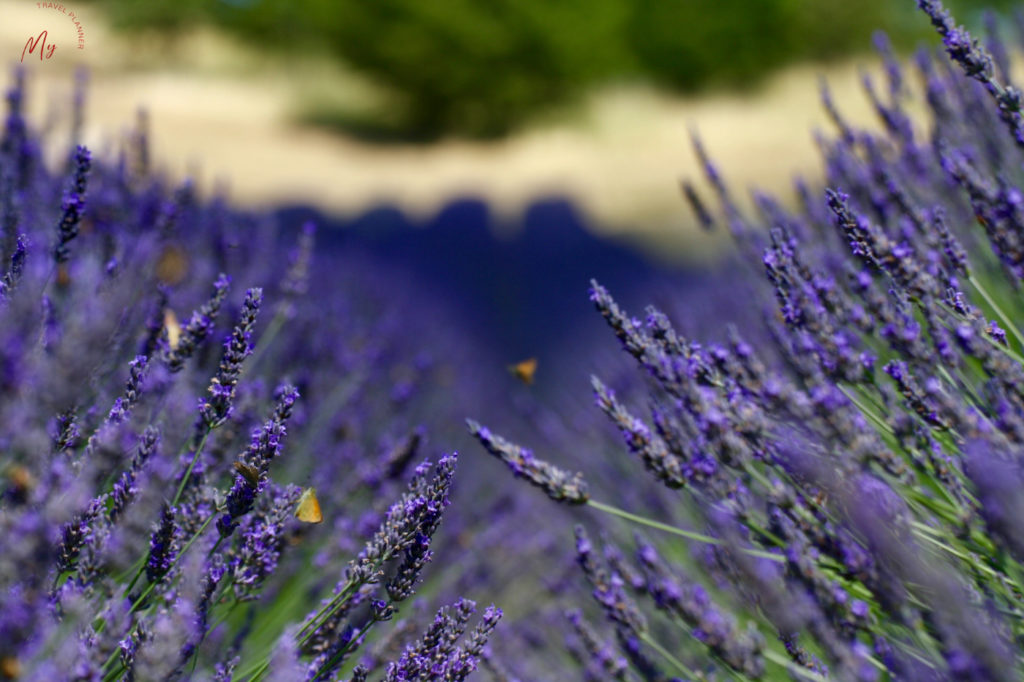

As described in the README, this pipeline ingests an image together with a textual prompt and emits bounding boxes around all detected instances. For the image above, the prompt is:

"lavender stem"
[968,274,1024,351]
[586,499,783,562]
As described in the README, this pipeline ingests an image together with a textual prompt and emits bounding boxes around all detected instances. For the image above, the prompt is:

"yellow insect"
[508,357,537,385]
[164,308,182,350]
[233,461,260,488]
[295,487,323,524]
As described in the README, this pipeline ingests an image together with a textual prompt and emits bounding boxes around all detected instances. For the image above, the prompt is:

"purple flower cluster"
[466,419,589,504]
[471,2,1024,679]
[0,67,511,679]
[380,599,502,681]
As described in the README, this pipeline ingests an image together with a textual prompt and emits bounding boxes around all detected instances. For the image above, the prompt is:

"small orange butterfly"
[508,357,537,385]
[164,308,182,350]
[233,461,260,487]
[0,656,21,679]
[56,263,71,288]
[155,244,189,285]
[295,487,323,524]
[8,465,33,491]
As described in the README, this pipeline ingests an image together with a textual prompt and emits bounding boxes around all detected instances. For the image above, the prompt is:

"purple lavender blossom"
[467,420,589,504]
[163,273,230,371]
[918,0,1024,147]
[200,287,262,427]
[217,384,299,537]
[0,235,25,301]
[53,145,91,264]
[146,504,178,584]
[383,599,501,682]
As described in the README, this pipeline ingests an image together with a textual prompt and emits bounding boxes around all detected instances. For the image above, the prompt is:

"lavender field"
[8,0,1024,680]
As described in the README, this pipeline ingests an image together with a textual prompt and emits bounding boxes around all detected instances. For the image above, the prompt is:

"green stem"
[208,599,242,635]
[587,499,783,562]
[911,522,1003,581]
[190,598,241,674]
[123,559,146,596]
[310,615,386,681]
[639,632,698,679]
[101,662,123,682]
[242,309,286,378]
[130,513,216,613]
[296,525,424,645]
[838,386,894,437]
[763,649,829,682]
[238,659,269,682]
[968,275,1024,353]
[102,513,219,676]
[172,429,211,508]
[296,580,359,643]
[119,428,214,602]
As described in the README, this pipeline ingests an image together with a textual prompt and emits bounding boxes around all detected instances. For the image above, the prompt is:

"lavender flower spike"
[53,144,91,263]
[146,504,178,584]
[108,427,159,524]
[200,286,262,427]
[217,384,299,537]
[917,0,1024,147]
[574,526,647,637]
[107,355,149,426]
[384,599,499,682]
[467,419,589,504]
[0,235,25,301]
[163,272,230,371]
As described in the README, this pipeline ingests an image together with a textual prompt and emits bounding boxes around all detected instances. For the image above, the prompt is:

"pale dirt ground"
[1,0,901,261]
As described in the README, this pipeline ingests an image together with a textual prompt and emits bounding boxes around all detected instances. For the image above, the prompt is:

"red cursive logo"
[22,30,57,62]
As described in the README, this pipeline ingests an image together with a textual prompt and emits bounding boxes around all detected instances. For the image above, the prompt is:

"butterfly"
[1,656,21,679]
[295,487,323,524]
[508,357,537,385]
[156,243,189,285]
[164,308,182,350]
[56,263,71,288]
[4,466,34,503]
[234,461,260,487]
[7,465,33,491]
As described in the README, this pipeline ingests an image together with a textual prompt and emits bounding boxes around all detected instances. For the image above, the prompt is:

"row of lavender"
[471,1,1024,680]
[0,58,549,678]
[7,0,1024,679]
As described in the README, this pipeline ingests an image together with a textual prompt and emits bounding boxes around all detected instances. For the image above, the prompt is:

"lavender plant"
[472,2,1024,680]
[0,68,508,680]
[14,1,1024,679]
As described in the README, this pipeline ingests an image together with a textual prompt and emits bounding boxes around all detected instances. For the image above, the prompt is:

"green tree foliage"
[307,1,635,138]
[91,0,1022,139]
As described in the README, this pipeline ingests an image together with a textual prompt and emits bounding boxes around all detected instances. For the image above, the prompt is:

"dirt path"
[2,0,893,260]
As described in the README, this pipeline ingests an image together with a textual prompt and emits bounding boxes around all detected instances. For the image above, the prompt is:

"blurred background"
[2,0,1016,264]
[1,0,1019,406]
[3,0,1018,412]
